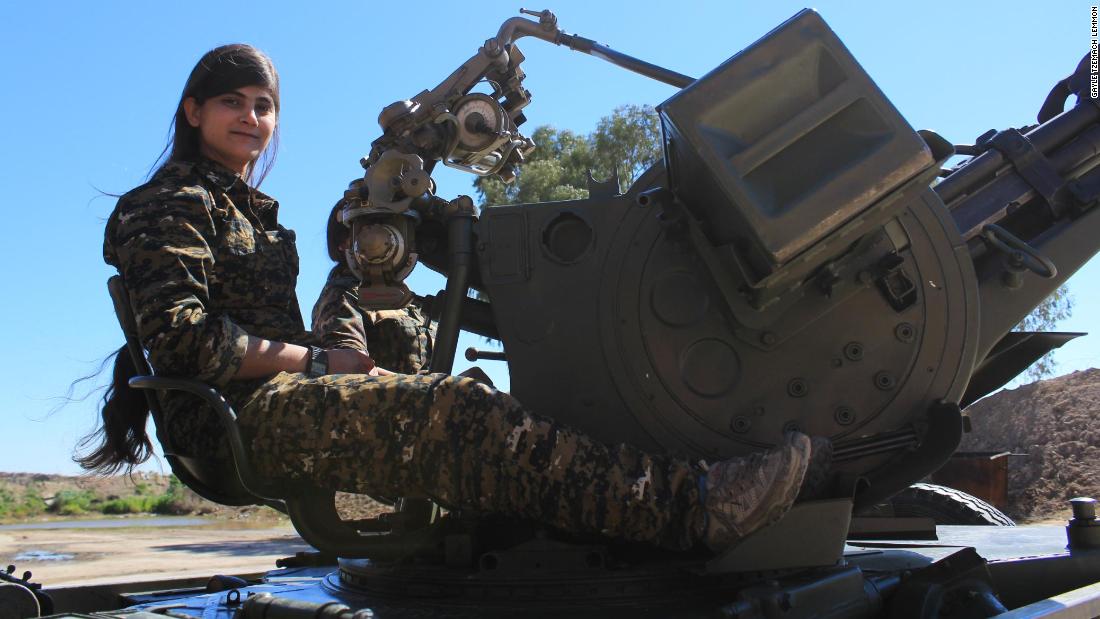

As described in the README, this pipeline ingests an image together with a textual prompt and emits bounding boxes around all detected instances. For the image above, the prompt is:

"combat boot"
[699,432,815,551]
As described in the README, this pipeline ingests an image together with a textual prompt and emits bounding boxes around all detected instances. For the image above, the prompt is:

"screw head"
[874,371,897,390]
[730,416,752,433]
[787,378,808,398]
[843,342,864,361]
[834,406,855,426]
[895,323,916,343]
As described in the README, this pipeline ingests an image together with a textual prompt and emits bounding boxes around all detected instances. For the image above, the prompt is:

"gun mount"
[341,9,1099,512]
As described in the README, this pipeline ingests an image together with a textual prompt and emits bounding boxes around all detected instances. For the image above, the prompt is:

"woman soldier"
[81,43,828,551]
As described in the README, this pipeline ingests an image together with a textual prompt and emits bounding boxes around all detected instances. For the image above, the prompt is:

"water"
[0,516,208,531]
[13,550,75,561]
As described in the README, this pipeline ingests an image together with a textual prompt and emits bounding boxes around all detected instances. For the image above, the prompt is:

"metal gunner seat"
[106,275,436,559]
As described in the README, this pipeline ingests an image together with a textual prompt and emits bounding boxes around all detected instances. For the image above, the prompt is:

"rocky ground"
[960,368,1100,521]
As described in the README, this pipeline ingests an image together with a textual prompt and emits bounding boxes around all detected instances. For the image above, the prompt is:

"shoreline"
[1,520,306,588]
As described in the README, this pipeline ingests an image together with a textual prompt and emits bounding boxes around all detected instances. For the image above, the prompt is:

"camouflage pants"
[236,372,703,548]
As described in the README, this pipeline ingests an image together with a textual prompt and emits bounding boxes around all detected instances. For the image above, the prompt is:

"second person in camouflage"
[312,201,435,374]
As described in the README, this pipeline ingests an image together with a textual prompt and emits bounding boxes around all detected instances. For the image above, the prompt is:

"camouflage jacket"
[104,157,309,455]
[311,263,435,374]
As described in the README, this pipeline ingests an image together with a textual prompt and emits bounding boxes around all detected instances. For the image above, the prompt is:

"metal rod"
[492,12,695,89]
[466,348,507,362]
[429,215,475,375]
[556,33,696,88]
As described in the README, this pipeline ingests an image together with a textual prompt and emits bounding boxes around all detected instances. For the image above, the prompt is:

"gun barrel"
[936,102,1100,209]
[932,101,1100,366]
[948,124,1100,239]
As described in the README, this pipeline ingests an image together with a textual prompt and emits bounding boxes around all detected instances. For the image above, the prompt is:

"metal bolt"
[1002,270,1023,289]
[874,371,897,390]
[843,342,864,361]
[1070,497,1097,521]
[760,331,777,346]
[782,421,800,434]
[834,406,855,426]
[787,378,808,398]
[895,323,916,343]
[730,416,752,433]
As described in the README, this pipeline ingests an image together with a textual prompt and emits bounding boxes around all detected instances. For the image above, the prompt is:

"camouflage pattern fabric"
[104,158,308,456]
[104,156,703,547]
[238,372,703,548]
[311,264,435,373]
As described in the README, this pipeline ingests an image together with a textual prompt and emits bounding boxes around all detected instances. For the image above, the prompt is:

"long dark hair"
[327,200,349,262]
[77,44,281,475]
[74,347,154,474]
[153,43,281,185]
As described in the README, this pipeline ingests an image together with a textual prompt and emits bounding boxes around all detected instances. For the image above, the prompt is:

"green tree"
[590,103,663,188]
[1015,285,1074,381]
[474,104,661,206]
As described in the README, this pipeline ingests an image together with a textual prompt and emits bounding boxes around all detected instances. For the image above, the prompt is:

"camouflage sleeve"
[106,186,250,387]
[310,264,368,351]
[361,307,435,374]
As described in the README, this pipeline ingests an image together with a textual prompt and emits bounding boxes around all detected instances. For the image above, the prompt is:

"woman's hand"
[327,348,376,374]
[235,339,390,377]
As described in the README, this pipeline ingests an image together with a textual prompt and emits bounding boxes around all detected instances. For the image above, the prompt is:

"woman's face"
[183,85,277,176]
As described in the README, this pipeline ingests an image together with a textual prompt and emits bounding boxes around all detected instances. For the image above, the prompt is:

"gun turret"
[353,9,1100,509]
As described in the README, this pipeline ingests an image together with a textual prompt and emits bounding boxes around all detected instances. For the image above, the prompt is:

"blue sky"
[0,1,1092,474]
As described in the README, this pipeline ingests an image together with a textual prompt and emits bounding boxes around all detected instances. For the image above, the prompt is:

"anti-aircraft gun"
[42,8,1100,619]
[337,8,1091,515]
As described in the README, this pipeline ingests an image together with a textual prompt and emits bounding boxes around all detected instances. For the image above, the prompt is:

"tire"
[888,483,1015,526]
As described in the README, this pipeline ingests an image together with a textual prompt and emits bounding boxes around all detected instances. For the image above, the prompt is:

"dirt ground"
[960,368,1100,521]
[0,521,310,587]
[0,474,389,587]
